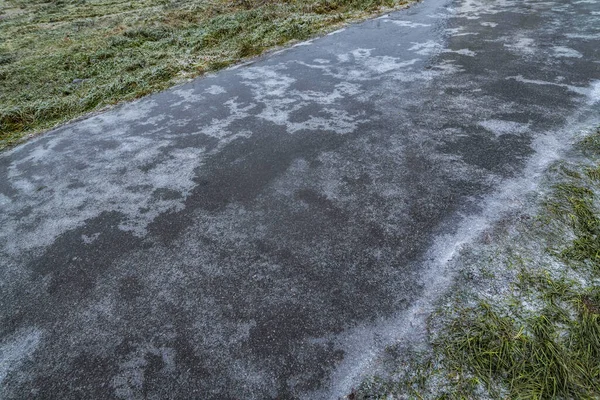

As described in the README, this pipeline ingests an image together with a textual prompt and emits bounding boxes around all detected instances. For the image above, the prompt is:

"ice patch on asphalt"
[0,327,43,386]
[553,46,583,58]
[321,117,599,400]
[509,76,600,104]
[479,119,530,136]
[205,85,227,95]
[388,20,432,27]
[504,37,536,55]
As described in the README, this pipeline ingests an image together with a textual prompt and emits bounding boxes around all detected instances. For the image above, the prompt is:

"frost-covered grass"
[0,0,412,150]
[354,128,600,400]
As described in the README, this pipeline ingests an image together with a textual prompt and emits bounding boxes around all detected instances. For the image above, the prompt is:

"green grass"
[0,0,411,149]
[354,128,600,400]
[442,292,600,398]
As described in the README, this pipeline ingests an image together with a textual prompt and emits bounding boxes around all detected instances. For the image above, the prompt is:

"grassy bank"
[354,128,600,399]
[0,0,410,150]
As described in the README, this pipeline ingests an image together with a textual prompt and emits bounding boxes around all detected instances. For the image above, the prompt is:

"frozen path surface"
[1,0,599,398]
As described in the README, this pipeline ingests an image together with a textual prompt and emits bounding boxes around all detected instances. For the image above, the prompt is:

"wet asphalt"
[1,0,599,398]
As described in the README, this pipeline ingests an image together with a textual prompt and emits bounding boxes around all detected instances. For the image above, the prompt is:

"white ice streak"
[1,102,210,254]
[553,46,583,58]
[170,88,204,108]
[388,20,431,28]
[508,76,600,104]
[205,85,227,95]
[479,119,530,137]
[504,37,536,55]
[409,40,442,55]
[239,65,368,134]
[409,41,476,57]
[200,98,256,139]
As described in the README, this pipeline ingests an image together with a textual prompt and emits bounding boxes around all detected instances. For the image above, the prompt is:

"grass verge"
[0,0,412,150]
[353,127,600,399]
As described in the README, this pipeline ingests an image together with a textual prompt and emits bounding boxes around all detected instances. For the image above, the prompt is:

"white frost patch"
[1,114,211,253]
[409,40,442,55]
[445,27,479,36]
[445,27,463,34]
[0,327,43,385]
[239,65,369,135]
[350,48,373,59]
[81,232,101,244]
[565,33,600,39]
[335,49,420,78]
[388,60,462,83]
[205,85,227,95]
[479,119,530,137]
[434,60,465,74]
[444,48,477,56]
[6,178,36,193]
[170,88,204,108]
[388,20,431,28]
[200,98,256,139]
[239,66,296,97]
[553,46,583,58]
[589,80,600,103]
[337,53,351,63]
[172,88,200,101]
[0,193,10,206]
[456,0,520,17]
[504,37,536,55]
[323,118,600,400]
[508,76,600,104]
[112,344,177,399]
[363,56,420,73]
[295,82,362,103]
[410,41,475,57]
[108,99,158,124]
[293,39,314,47]
[286,109,367,135]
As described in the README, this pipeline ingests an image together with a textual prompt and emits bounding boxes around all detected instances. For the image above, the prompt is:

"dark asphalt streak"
[1,0,599,398]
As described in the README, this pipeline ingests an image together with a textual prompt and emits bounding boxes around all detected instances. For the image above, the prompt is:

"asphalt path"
[1,0,599,398]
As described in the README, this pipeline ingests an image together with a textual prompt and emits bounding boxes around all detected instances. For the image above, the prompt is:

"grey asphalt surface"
[1,0,599,398]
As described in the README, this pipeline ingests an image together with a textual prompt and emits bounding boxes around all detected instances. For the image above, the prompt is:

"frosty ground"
[1,0,599,398]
